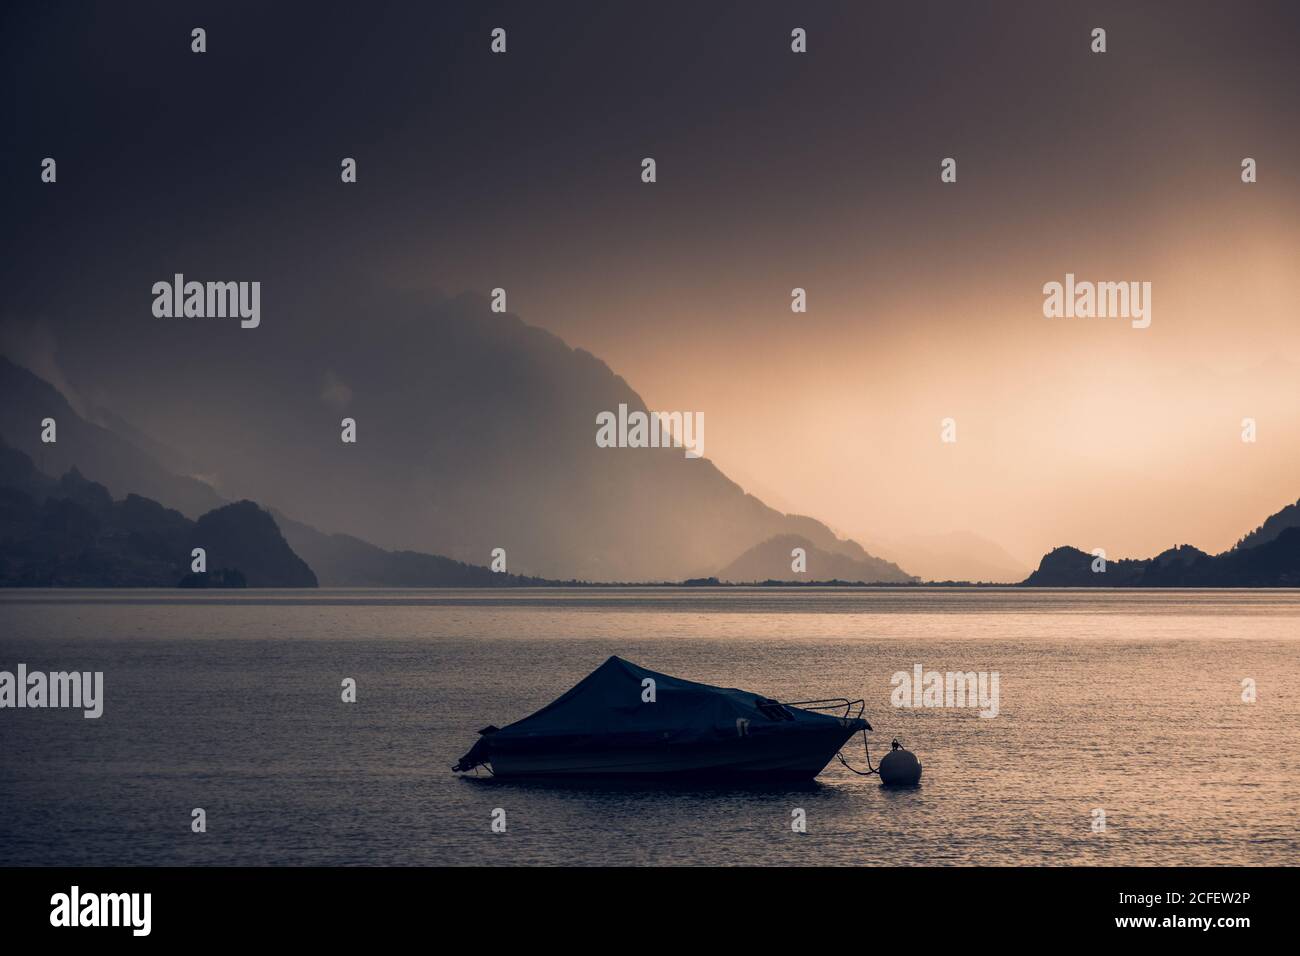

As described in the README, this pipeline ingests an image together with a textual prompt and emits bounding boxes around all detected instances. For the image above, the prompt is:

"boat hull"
[486,722,862,781]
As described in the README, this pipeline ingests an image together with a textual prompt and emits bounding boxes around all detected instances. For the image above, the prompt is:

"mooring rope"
[834,729,880,777]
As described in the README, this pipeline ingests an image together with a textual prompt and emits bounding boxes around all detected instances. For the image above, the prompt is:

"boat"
[452,655,870,781]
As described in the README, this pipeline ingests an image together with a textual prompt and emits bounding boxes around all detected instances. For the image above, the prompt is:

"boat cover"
[483,656,851,749]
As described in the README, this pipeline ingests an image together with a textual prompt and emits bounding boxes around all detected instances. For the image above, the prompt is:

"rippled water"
[1,588,1297,865]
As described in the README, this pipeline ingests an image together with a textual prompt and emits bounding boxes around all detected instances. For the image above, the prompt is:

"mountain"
[866,530,1030,583]
[0,357,224,518]
[273,511,552,587]
[716,533,914,584]
[1234,498,1300,550]
[0,443,316,587]
[189,501,317,587]
[1023,498,1300,586]
[0,359,554,587]
[1023,546,1152,587]
[25,290,910,582]
[1202,528,1300,586]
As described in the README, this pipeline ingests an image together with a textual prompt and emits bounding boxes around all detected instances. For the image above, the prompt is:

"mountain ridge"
[0,441,316,587]
[6,292,909,582]
[0,357,224,518]
[716,533,914,584]
[1023,499,1300,587]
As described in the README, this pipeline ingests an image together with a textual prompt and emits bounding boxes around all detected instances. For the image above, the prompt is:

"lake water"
[1,588,1297,866]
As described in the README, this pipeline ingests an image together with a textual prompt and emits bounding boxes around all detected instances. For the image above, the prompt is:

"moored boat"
[453,656,870,781]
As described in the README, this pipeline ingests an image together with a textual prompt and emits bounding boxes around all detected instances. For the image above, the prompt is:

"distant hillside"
[1234,498,1300,551]
[0,443,315,587]
[20,291,905,582]
[274,511,553,587]
[190,502,317,587]
[1023,497,1300,587]
[716,533,914,584]
[0,360,557,587]
[0,357,223,518]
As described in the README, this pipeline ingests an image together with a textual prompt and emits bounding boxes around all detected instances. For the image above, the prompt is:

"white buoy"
[878,739,922,786]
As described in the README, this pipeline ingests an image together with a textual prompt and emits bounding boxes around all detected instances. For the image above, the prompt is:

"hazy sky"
[3,0,1298,563]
